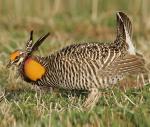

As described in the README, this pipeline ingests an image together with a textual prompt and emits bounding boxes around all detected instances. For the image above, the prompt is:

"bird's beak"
[6,61,13,68]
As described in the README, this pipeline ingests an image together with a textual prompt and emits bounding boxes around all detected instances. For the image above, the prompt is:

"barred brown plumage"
[7,12,149,108]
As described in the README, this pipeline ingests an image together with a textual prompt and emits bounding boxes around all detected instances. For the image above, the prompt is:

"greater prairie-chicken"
[7,12,148,108]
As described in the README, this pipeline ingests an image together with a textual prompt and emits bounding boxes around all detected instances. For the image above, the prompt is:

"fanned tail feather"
[115,12,135,54]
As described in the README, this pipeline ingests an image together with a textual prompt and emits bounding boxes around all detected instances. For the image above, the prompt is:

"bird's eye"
[14,56,20,62]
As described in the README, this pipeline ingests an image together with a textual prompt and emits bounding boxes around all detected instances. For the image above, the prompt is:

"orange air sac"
[24,58,46,81]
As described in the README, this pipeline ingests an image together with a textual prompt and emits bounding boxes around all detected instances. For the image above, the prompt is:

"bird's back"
[39,41,147,90]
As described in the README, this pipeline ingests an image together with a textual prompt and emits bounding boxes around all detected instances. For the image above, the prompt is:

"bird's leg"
[82,88,101,109]
[140,73,145,86]
[136,73,148,88]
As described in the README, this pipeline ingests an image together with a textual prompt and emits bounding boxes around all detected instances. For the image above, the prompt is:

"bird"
[7,12,148,108]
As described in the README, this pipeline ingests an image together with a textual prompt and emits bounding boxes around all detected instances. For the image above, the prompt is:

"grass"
[0,0,150,127]
[1,84,150,127]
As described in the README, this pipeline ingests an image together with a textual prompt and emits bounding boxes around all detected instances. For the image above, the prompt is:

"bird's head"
[7,31,50,68]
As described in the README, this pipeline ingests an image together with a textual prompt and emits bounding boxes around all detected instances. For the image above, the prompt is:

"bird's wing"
[99,54,148,78]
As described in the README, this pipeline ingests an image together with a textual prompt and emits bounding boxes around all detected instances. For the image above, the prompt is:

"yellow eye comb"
[10,50,21,61]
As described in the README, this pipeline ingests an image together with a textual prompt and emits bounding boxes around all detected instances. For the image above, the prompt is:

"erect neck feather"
[24,57,46,81]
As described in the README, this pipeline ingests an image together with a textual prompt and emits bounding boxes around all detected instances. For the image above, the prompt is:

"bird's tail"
[115,12,135,55]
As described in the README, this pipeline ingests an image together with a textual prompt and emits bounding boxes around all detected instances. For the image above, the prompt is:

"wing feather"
[99,54,148,77]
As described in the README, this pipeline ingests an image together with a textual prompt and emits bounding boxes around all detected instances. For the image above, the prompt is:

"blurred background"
[0,0,150,84]
[0,0,150,51]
